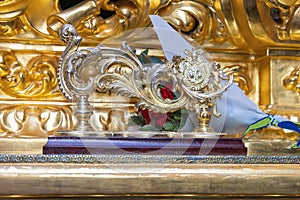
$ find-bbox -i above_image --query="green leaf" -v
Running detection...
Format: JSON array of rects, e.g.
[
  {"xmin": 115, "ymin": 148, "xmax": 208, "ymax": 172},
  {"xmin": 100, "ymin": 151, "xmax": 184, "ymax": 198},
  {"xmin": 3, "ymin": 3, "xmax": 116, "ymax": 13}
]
[
  {"xmin": 150, "ymin": 56, "xmax": 164, "ymax": 64},
  {"xmin": 173, "ymin": 115, "xmax": 182, "ymax": 121},
  {"xmin": 173, "ymin": 124, "xmax": 180, "ymax": 132},
  {"xmin": 163, "ymin": 121, "xmax": 176, "ymax": 131},
  {"xmin": 139, "ymin": 124, "xmax": 159, "ymax": 131},
  {"xmin": 138, "ymin": 49, "xmax": 151, "ymax": 64},
  {"xmin": 128, "ymin": 115, "xmax": 145, "ymax": 126}
]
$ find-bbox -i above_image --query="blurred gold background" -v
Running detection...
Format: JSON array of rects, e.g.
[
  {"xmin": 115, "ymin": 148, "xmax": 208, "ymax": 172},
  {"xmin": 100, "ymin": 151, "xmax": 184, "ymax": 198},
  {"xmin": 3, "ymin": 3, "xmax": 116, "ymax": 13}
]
[
  {"xmin": 0, "ymin": 0, "xmax": 299, "ymax": 144},
  {"xmin": 0, "ymin": 2, "xmax": 299, "ymax": 198}
]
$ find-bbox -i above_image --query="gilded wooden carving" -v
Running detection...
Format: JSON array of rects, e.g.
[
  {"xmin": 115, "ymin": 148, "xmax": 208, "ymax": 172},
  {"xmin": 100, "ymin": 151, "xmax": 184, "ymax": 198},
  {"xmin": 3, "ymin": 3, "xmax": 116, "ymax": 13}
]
[
  {"xmin": 283, "ymin": 65, "xmax": 300, "ymax": 94},
  {"xmin": 0, "ymin": 2, "xmax": 300, "ymax": 199},
  {"xmin": 0, "ymin": 0, "xmax": 298, "ymax": 140},
  {"xmin": 0, "ymin": 52, "xmax": 59, "ymax": 98},
  {"xmin": 0, "ymin": 104, "xmax": 73, "ymax": 137}
]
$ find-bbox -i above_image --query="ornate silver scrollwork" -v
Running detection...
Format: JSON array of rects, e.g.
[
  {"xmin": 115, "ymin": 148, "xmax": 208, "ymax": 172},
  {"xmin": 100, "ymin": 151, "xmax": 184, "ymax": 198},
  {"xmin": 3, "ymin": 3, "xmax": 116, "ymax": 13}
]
[{"xmin": 57, "ymin": 24, "xmax": 233, "ymax": 136}]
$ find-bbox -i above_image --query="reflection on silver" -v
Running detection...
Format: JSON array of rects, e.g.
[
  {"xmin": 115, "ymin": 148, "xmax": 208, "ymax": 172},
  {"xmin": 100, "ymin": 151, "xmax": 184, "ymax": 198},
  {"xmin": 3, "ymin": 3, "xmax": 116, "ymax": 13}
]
[{"xmin": 58, "ymin": 24, "xmax": 232, "ymax": 136}]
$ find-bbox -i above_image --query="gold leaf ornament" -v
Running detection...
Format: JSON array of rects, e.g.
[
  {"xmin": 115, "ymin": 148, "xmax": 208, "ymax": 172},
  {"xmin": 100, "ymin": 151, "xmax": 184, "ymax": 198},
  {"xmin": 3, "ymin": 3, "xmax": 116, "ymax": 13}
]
[
  {"xmin": 283, "ymin": 66, "xmax": 300, "ymax": 94},
  {"xmin": 0, "ymin": 53, "xmax": 59, "ymax": 98}
]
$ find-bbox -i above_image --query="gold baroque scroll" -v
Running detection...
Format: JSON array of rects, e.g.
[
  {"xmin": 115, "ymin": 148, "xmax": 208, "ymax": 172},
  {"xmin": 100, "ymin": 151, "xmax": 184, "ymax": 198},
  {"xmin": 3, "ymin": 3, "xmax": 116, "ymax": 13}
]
[
  {"xmin": 0, "ymin": 105, "xmax": 73, "ymax": 137},
  {"xmin": 0, "ymin": 52, "xmax": 60, "ymax": 99}
]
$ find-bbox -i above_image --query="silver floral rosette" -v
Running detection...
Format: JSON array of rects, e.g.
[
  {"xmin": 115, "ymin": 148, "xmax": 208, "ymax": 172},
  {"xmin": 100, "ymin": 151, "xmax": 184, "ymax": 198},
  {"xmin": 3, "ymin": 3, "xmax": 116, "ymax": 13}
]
[
  {"xmin": 58, "ymin": 16, "xmax": 300, "ymax": 148},
  {"xmin": 55, "ymin": 17, "xmax": 235, "ymax": 138}
]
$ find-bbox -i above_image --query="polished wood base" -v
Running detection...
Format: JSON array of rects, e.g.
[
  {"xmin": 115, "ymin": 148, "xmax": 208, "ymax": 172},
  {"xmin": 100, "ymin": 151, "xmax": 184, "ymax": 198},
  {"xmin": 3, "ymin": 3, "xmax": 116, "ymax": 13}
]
[{"xmin": 43, "ymin": 136, "xmax": 247, "ymax": 155}]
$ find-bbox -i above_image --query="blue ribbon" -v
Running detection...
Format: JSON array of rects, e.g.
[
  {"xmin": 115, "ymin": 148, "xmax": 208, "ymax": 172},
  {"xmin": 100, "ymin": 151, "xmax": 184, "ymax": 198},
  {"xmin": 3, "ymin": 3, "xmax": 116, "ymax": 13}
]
[{"xmin": 243, "ymin": 115, "xmax": 300, "ymax": 149}]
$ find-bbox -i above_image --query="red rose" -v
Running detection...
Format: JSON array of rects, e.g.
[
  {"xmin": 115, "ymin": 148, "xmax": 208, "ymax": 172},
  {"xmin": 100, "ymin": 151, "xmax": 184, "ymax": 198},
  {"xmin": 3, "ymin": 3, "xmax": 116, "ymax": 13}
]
[
  {"xmin": 138, "ymin": 82, "xmax": 175, "ymax": 127},
  {"xmin": 149, "ymin": 111, "xmax": 168, "ymax": 126},
  {"xmin": 160, "ymin": 83, "xmax": 174, "ymax": 100},
  {"xmin": 155, "ymin": 114, "xmax": 168, "ymax": 127},
  {"xmin": 140, "ymin": 110, "xmax": 167, "ymax": 126},
  {"xmin": 140, "ymin": 109, "xmax": 151, "ymax": 124}
]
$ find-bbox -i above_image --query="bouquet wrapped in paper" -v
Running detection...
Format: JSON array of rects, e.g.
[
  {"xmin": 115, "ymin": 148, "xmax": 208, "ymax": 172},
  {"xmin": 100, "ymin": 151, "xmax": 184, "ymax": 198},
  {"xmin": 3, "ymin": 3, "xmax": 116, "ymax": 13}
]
[{"xmin": 149, "ymin": 15, "xmax": 300, "ymax": 148}]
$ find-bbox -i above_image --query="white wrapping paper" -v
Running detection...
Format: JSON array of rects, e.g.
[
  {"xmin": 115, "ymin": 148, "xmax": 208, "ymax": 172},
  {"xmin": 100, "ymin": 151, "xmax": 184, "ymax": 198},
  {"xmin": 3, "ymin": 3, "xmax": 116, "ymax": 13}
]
[{"xmin": 150, "ymin": 15, "xmax": 281, "ymax": 134}]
